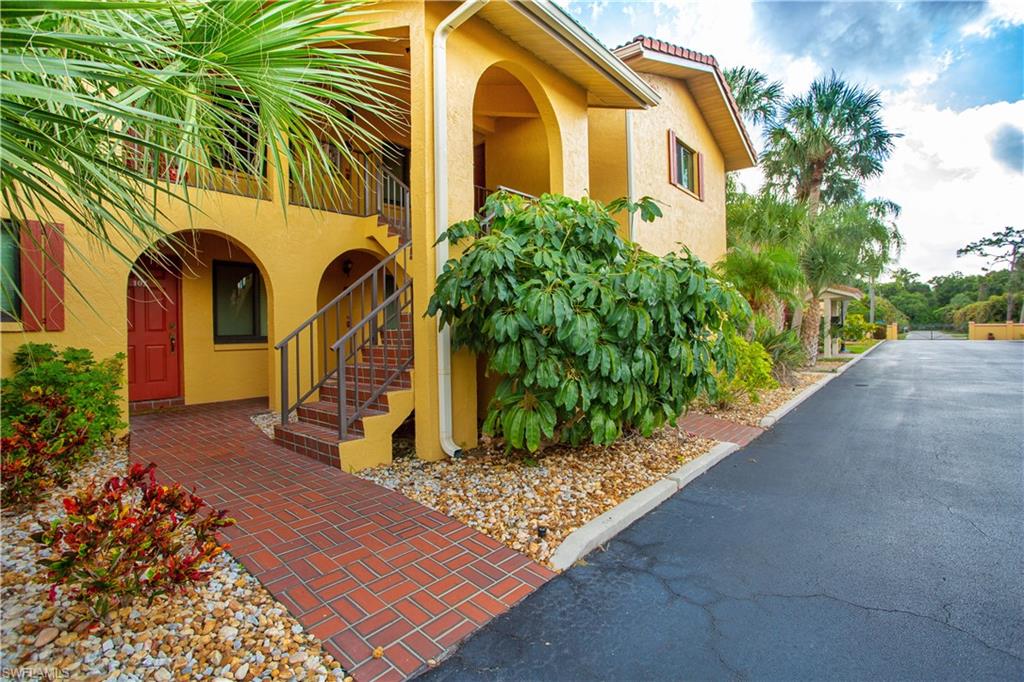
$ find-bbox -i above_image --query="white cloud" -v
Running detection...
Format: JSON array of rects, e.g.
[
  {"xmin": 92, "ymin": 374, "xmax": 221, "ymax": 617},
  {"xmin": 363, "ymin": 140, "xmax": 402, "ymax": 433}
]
[
  {"xmin": 864, "ymin": 97, "xmax": 1024, "ymax": 278},
  {"xmin": 961, "ymin": 0, "xmax": 1024, "ymax": 38}
]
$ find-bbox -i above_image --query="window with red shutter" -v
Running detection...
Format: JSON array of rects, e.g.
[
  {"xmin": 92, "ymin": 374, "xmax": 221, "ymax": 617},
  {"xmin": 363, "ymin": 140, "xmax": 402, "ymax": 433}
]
[{"xmin": 5, "ymin": 220, "xmax": 64, "ymax": 330}]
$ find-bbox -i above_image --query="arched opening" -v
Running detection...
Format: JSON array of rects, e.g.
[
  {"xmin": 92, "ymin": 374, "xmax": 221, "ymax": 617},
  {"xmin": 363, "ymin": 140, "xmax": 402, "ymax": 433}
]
[
  {"xmin": 127, "ymin": 230, "xmax": 272, "ymax": 410},
  {"xmin": 471, "ymin": 65, "xmax": 553, "ymax": 211},
  {"xmin": 315, "ymin": 249, "xmax": 385, "ymax": 377}
]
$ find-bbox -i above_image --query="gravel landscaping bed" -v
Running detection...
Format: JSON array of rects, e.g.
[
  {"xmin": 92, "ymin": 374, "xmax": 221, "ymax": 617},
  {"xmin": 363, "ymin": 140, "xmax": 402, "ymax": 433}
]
[
  {"xmin": 697, "ymin": 371, "xmax": 828, "ymax": 426},
  {"xmin": 356, "ymin": 429, "xmax": 716, "ymax": 567},
  {"xmin": 1, "ymin": 446, "xmax": 350, "ymax": 682}
]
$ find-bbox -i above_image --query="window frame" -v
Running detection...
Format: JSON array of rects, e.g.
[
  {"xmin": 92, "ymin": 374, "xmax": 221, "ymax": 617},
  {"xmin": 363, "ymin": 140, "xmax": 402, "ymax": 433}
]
[
  {"xmin": 1, "ymin": 220, "xmax": 21, "ymax": 323},
  {"xmin": 667, "ymin": 129, "xmax": 703, "ymax": 201},
  {"xmin": 212, "ymin": 259, "xmax": 267, "ymax": 344}
]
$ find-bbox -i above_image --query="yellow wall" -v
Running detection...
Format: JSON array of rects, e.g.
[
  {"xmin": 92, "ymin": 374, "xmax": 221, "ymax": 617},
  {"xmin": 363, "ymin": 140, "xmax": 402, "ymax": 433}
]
[
  {"xmin": 591, "ymin": 72, "xmax": 727, "ymax": 264},
  {"xmin": 411, "ymin": 2, "xmax": 593, "ymax": 461},
  {"xmin": 483, "ymin": 117, "xmax": 551, "ymax": 197},
  {"xmin": 2, "ymin": 183, "xmax": 390, "ymax": 417},
  {"xmin": 586, "ymin": 108, "xmax": 629, "ymax": 237},
  {"xmin": 968, "ymin": 321, "xmax": 1024, "ymax": 340}
]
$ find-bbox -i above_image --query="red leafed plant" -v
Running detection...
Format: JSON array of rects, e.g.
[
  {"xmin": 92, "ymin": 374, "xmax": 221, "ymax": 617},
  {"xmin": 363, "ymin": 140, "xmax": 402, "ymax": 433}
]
[
  {"xmin": 32, "ymin": 462, "xmax": 235, "ymax": 618},
  {"xmin": 1, "ymin": 389, "xmax": 91, "ymax": 509}
]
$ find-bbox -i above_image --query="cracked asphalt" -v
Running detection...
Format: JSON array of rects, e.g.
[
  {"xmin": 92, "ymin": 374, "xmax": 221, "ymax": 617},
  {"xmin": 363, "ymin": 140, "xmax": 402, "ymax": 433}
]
[{"xmin": 422, "ymin": 341, "xmax": 1024, "ymax": 681}]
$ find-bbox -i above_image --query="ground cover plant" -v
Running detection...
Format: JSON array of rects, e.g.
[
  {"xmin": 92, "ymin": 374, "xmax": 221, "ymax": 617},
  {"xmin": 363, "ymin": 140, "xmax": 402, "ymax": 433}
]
[
  {"xmin": 429, "ymin": 192, "xmax": 749, "ymax": 452},
  {"xmin": 1, "ymin": 344, "xmax": 125, "ymax": 508},
  {"xmin": 33, "ymin": 462, "xmax": 234, "ymax": 620}
]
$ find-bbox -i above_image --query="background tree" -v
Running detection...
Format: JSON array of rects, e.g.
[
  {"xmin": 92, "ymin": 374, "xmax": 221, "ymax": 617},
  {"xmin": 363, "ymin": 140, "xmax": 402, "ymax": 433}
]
[
  {"xmin": 957, "ymin": 227, "xmax": 1024, "ymax": 322},
  {"xmin": 1, "ymin": 0, "xmax": 404, "ymax": 283}
]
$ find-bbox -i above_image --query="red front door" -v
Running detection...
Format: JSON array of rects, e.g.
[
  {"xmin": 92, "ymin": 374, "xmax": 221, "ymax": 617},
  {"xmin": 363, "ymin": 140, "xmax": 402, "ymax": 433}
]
[{"xmin": 127, "ymin": 262, "xmax": 181, "ymax": 402}]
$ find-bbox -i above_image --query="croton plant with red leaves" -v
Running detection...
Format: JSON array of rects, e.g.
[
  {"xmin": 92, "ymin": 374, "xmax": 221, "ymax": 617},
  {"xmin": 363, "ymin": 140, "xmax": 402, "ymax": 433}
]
[{"xmin": 33, "ymin": 462, "xmax": 235, "ymax": 618}]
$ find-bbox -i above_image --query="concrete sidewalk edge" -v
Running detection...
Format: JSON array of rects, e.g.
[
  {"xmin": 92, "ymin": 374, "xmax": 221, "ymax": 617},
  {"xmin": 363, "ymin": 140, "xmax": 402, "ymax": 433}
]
[
  {"xmin": 759, "ymin": 340, "xmax": 885, "ymax": 428},
  {"xmin": 549, "ymin": 441, "xmax": 741, "ymax": 572}
]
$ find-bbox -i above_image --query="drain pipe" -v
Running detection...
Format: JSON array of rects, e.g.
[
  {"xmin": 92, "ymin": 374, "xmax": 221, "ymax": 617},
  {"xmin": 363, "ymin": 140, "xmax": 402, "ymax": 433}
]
[
  {"xmin": 434, "ymin": 0, "xmax": 489, "ymax": 457},
  {"xmin": 625, "ymin": 110, "xmax": 636, "ymax": 241}
]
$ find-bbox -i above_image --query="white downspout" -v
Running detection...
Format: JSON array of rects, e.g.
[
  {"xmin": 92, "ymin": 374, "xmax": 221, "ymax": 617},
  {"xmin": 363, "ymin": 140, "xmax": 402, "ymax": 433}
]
[
  {"xmin": 625, "ymin": 110, "xmax": 636, "ymax": 241},
  {"xmin": 434, "ymin": 0, "xmax": 489, "ymax": 457}
]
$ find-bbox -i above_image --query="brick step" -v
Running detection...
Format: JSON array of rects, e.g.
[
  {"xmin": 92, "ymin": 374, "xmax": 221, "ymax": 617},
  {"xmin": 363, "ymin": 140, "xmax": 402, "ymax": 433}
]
[
  {"xmin": 362, "ymin": 345, "xmax": 413, "ymax": 364},
  {"xmin": 296, "ymin": 400, "xmax": 385, "ymax": 430},
  {"xmin": 324, "ymin": 364, "xmax": 412, "ymax": 386},
  {"xmin": 273, "ymin": 421, "xmax": 360, "ymax": 466},
  {"xmin": 319, "ymin": 383, "xmax": 390, "ymax": 410}
]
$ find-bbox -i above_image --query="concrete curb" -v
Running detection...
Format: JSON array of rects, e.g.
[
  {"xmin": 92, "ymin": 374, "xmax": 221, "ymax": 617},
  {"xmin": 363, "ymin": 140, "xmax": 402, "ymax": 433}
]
[
  {"xmin": 758, "ymin": 340, "xmax": 885, "ymax": 428},
  {"xmin": 549, "ymin": 441, "xmax": 740, "ymax": 572}
]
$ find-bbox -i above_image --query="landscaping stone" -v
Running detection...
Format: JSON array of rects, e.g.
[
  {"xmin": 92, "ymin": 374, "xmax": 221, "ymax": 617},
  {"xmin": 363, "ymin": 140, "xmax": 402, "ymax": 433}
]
[
  {"xmin": 0, "ymin": 446, "xmax": 349, "ymax": 681},
  {"xmin": 357, "ymin": 428, "xmax": 716, "ymax": 567},
  {"xmin": 697, "ymin": 371, "xmax": 828, "ymax": 427}
]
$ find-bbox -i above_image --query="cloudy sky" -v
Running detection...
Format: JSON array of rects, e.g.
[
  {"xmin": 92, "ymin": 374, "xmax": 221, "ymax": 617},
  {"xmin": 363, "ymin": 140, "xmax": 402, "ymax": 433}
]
[{"xmin": 561, "ymin": 0, "xmax": 1023, "ymax": 280}]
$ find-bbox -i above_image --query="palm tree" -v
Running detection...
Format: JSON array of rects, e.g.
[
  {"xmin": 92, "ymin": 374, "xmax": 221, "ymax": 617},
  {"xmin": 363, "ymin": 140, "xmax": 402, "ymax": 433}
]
[
  {"xmin": 1, "ymin": 0, "xmax": 405, "ymax": 277},
  {"xmin": 722, "ymin": 191, "xmax": 806, "ymax": 329},
  {"xmin": 796, "ymin": 198, "xmax": 903, "ymax": 362},
  {"xmin": 851, "ymin": 197, "xmax": 903, "ymax": 324},
  {"xmin": 761, "ymin": 72, "xmax": 899, "ymax": 216},
  {"xmin": 723, "ymin": 66, "xmax": 784, "ymax": 127}
]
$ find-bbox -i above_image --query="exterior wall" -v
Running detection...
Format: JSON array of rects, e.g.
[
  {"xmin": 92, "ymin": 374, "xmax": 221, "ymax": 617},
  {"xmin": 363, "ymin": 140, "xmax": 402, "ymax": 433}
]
[
  {"xmin": 411, "ymin": 2, "xmax": 592, "ymax": 461},
  {"xmin": 623, "ymin": 73, "xmax": 727, "ymax": 264},
  {"xmin": 586, "ymin": 108, "xmax": 629, "ymax": 237},
  {"xmin": 2, "ymin": 185, "xmax": 390, "ymax": 420},
  {"xmin": 483, "ymin": 117, "xmax": 551, "ymax": 197},
  {"xmin": 968, "ymin": 321, "xmax": 1024, "ymax": 340}
]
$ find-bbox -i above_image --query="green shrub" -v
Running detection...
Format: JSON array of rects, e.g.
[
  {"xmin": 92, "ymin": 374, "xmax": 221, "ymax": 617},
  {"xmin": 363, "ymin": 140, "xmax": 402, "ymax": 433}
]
[
  {"xmin": 428, "ymin": 192, "xmax": 749, "ymax": 452},
  {"xmin": 1, "ymin": 344, "xmax": 125, "ymax": 507},
  {"xmin": 751, "ymin": 314, "xmax": 806, "ymax": 382},
  {"xmin": 34, "ymin": 462, "xmax": 234, "ymax": 618},
  {"xmin": 952, "ymin": 294, "xmax": 1008, "ymax": 330},
  {"xmin": 841, "ymin": 313, "xmax": 872, "ymax": 342},
  {"xmin": 3, "ymin": 343, "xmax": 125, "ymax": 451},
  {"xmin": 708, "ymin": 335, "xmax": 777, "ymax": 407},
  {"xmin": 1, "ymin": 390, "xmax": 91, "ymax": 508}
]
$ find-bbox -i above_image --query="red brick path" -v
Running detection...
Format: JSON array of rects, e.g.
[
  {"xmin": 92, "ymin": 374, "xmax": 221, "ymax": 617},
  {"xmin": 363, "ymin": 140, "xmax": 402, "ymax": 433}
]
[
  {"xmin": 678, "ymin": 412, "xmax": 764, "ymax": 446},
  {"xmin": 130, "ymin": 399, "xmax": 554, "ymax": 682}
]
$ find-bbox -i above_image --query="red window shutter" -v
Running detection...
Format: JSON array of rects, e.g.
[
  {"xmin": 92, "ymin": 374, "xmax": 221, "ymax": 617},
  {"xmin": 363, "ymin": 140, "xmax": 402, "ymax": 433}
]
[
  {"xmin": 697, "ymin": 152, "xmax": 705, "ymax": 201},
  {"xmin": 667, "ymin": 130, "xmax": 678, "ymax": 186},
  {"xmin": 20, "ymin": 220, "xmax": 44, "ymax": 331},
  {"xmin": 44, "ymin": 223, "xmax": 65, "ymax": 331}
]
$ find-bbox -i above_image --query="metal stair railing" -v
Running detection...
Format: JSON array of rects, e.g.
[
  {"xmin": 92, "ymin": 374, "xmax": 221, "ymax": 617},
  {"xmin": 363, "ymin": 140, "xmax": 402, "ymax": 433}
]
[
  {"xmin": 332, "ymin": 278, "xmax": 414, "ymax": 440},
  {"xmin": 275, "ymin": 241, "xmax": 412, "ymax": 425}
]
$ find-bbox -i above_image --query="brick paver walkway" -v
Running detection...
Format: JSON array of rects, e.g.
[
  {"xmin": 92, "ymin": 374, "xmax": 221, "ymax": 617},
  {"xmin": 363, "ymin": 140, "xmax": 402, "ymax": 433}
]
[
  {"xmin": 130, "ymin": 399, "xmax": 554, "ymax": 682},
  {"xmin": 678, "ymin": 412, "xmax": 765, "ymax": 446}
]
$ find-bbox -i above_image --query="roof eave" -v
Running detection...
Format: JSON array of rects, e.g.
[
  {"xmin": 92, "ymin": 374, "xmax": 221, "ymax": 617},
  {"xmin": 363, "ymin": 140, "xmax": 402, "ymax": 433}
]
[
  {"xmin": 505, "ymin": 0, "xmax": 660, "ymax": 109},
  {"xmin": 616, "ymin": 43, "xmax": 757, "ymax": 170}
]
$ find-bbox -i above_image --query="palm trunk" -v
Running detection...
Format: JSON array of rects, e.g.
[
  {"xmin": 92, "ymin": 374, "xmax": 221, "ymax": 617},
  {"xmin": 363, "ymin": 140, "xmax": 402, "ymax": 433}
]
[
  {"xmin": 769, "ymin": 296, "xmax": 786, "ymax": 332},
  {"xmin": 800, "ymin": 297, "xmax": 821, "ymax": 366},
  {"xmin": 868, "ymin": 279, "xmax": 876, "ymax": 325},
  {"xmin": 790, "ymin": 299, "xmax": 803, "ymax": 332}
]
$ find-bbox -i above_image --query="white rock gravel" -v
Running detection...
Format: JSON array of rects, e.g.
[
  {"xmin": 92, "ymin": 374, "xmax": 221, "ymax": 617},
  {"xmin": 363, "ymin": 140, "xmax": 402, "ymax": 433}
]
[
  {"xmin": 357, "ymin": 428, "xmax": 716, "ymax": 567},
  {"xmin": 1, "ymin": 446, "xmax": 352, "ymax": 681}
]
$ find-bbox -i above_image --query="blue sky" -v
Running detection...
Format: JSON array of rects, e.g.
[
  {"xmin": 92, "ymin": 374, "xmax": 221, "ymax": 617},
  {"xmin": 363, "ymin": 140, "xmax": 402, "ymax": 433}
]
[{"xmin": 561, "ymin": 1, "xmax": 1024, "ymax": 279}]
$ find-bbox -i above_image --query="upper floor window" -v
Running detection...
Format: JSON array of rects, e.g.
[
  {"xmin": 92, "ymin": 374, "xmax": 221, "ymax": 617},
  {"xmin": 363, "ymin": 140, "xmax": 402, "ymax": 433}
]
[
  {"xmin": 668, "ymin": 130, "xmax": 703, "ymax": 200},
  {"xmin": 212, "ymin": 98, "xmax": 264, "ymax": 177},
  {"xmin": 1, "ymin": 220, "xmax": 20, "ymax": 322}
]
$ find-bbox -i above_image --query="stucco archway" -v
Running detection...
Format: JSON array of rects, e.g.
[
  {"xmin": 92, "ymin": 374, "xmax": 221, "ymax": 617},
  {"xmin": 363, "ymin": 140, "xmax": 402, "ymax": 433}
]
[
  {"xmin": 470, "ymin": 62, "xmax": 563, "ymax": 207},
  {"xmin": 127, "ymin": 229, "xmax": 274, "ymax": 409}
]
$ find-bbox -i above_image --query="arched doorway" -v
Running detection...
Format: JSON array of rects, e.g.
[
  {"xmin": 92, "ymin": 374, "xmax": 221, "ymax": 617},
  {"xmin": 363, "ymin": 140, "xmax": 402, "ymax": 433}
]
[
  {"xmin": 127, "ymin": 230, "xmax": 272, "ymax": 409},
  {"xmin": 471, "ymin": 65, "xmax": 554, "ymax": 210}
]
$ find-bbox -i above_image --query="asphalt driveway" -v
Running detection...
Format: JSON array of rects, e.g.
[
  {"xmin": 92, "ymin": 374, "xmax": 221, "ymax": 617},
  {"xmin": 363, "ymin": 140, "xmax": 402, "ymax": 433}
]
[{"xmin": 422, "ymin": 341, "xmax": 1024, "ymax": 680}]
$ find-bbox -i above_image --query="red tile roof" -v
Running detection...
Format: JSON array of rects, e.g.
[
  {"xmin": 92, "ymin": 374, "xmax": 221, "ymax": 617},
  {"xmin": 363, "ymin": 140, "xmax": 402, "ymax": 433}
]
[{"xmin": 616, "ymin": 35, "xmax": 755, "ymax": 164}]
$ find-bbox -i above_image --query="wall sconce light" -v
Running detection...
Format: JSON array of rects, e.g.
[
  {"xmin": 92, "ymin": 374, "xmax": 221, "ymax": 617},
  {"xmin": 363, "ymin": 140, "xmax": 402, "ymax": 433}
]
[{"xmin": 342, "ymin": 259, "xmax": 354, "ymax": 276}]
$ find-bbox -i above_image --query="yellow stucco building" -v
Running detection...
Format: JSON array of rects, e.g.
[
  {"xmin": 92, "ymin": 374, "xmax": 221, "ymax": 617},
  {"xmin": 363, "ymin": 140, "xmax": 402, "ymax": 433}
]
[{"xmin": 1, "ymin": 4, "xmax": 753, "ymax": 472}]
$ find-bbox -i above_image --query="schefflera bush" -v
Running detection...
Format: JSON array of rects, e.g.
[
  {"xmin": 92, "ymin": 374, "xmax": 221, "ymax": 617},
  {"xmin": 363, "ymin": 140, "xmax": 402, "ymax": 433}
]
[{"xmin": 428, "ymin": 191, "xmax": 750, "ymax": 452}]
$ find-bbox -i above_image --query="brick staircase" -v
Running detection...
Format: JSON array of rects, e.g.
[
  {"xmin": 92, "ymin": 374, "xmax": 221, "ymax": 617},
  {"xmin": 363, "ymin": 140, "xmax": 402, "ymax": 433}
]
[
  {"xmin": 274, "ymin": 165, "xmax": 415, "ymax": 471},
  {"xmin": 274, "ymin": 316, "xmax": 413, "ymax": 467}
]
